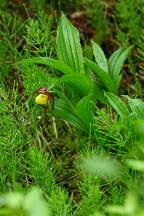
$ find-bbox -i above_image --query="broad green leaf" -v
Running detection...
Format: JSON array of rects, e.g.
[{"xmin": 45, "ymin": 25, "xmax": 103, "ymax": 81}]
[
  {"xmin": 58, "ymin": 73, "xmax": 91, "ymax": 96},
  {"xmin": 54, "ymin": 98, "xmax": 89, "ymax": 133},
  {"xmin": 16, "ymin": 57, "xmax": 74, "ymax": 74},
  {"xmin": 132, "ymin": 120, "xmax": 144, "ymax": 141},
  {"xmin": 76, "ymin": 95, "xmax": 94, "ymax": 125},
  {"xmin": 108, "ymin": 45, "xmax": 133, "ymax": 90},
  {"xmin": 91, "ymin": 40, "xmax": 108, "ymax": 73},
  {"xmin": 128, "ymin": 98, "xmax": 144, "ymax": 120},
  {"xmin": 84, "ymin": 58, "xmax": 115, "ymax": 93},
  {"xmin": 57, "ymin": 13, "xmax": 85, "ymax": 74},
  {"xmin": 93, "ymin": 83, "xmax": 108, "ymax": 104},
  {"xmin": 105, "ymin": 92, "xmax": 129, "ymax": 118}
]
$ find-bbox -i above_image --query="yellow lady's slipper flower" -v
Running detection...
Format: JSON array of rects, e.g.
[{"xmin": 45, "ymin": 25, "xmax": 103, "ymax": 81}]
[{"xmin": 35, "ymin": 94, "xmax": 49, "ymax": 105}]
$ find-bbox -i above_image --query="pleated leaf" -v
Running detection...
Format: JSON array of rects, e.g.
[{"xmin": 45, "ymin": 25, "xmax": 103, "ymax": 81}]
[
  {"xmin": 128, "ymin": 98, "xmax": 144, "ymax": 120},
  {"xmin": 76, "ymin": 95, "xmax": 94, "ymax": 125},
  {"xmin": 57, "ymin": 13, "xmax": 85, "ymax": 74},
  {"xmin": 16, "ymin": 57, "xmax": 74, "ymax": 75},
  {"xmin": 58, "ymin": 73, "xmax": 91, "ymax": 96},
  {"xmin": 91, "ymin": 40, "xmax": 108, "ymax": 73},
  {"xmin": 108, "ymin": 45, "xmax": 133, "ymax": 91},
  {"xmin": 84, "ymin": 58, "xmax": 115, "ymax": 93},
  {"xmin": 54, "ymin": 98, "xmax": 90, "ymax": 133},
  {"xmin": 105, "ymin": 92, "xmax": 129, "ymax": 118}
]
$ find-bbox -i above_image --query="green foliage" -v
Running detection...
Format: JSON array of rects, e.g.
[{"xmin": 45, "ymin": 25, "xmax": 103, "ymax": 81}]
[
  {"xmin": 17, "ymin": 14, "xmax": 92, "ymax": 99},
  {"xmin": 85, "ymin": 41, "xmax": 132, "ymax": 96},
  {"xmin": 1, "ymin": 1, "xmax": 144, "ymax": 216},
  {"xmin": 16, "ymin": 13, "xmax": 132, "ymax": 134},
  {"xmin": 24, "ymin": 7, "xmax": 55, "ymax": 55},
  {"xmin": 54, "ymin": 97, "xmax": 91, "ymax": 133},
  {"xmin": 105, "ymin": 92, "xmax": 129, "ymax": 118},
  {"xmin": 0, "ymin": 86, "xmax": 11, "ymax": 113},
  {"xmin": 108, "ymin": 46, "xmax": 133, "ymax": 91},
  {"xmin": 91, "ymin": 40, "xmax": 108, "ymax": 73},
  {"xmin": 16, "ymin": 57, "xmax": 74, "ymax": 75},
  {"xmin": 106, "ymin": 93, "xmax": 144, "ymax": 122},
  {"xmin": 81, "ymin": 0, "xmax": 108, "ymax": 44},
  {"xmin": 20, "ymin": 64, "xmax": 57, "ymax": 95},
  {"xmin": 115, "ymin": 0, "xmax": 144, "ymax": 45},
  {"xmin": 0, "ymin": 10, "xmax": 24, "ymax": 78},
  {"xmin": 54, "ymin": 94, "xmax": 94, "ymax": 134},
  {"xmin": 16, "ymin": 13, "xmax": 95, "ymax": 133},
  {"xmin": 74, "ymin": 176, "xmax": 103, "ymax": 216},
  {"xmin": 128, "ymin": 98, "xmax": 144, "ymax": 120},
  {"xmin": 57, "ymin": 13, "xmax": 85, "ymax": 74},
  {"xmin": 84, "ymin": 57, "xmax": 115, "ymax": 93},
  {"xmin": 76, "ymin": 94, "xmax": 94, "ymax": 126}
]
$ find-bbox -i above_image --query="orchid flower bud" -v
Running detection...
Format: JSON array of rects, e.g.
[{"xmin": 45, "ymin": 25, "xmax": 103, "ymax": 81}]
[
  {"xmin": 35, "ymin": 94, "xmax": 49, "ymax": 105},
  {"xmin": 32, "ymin": 88, "xmax": 53, "ymax": 112}
]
